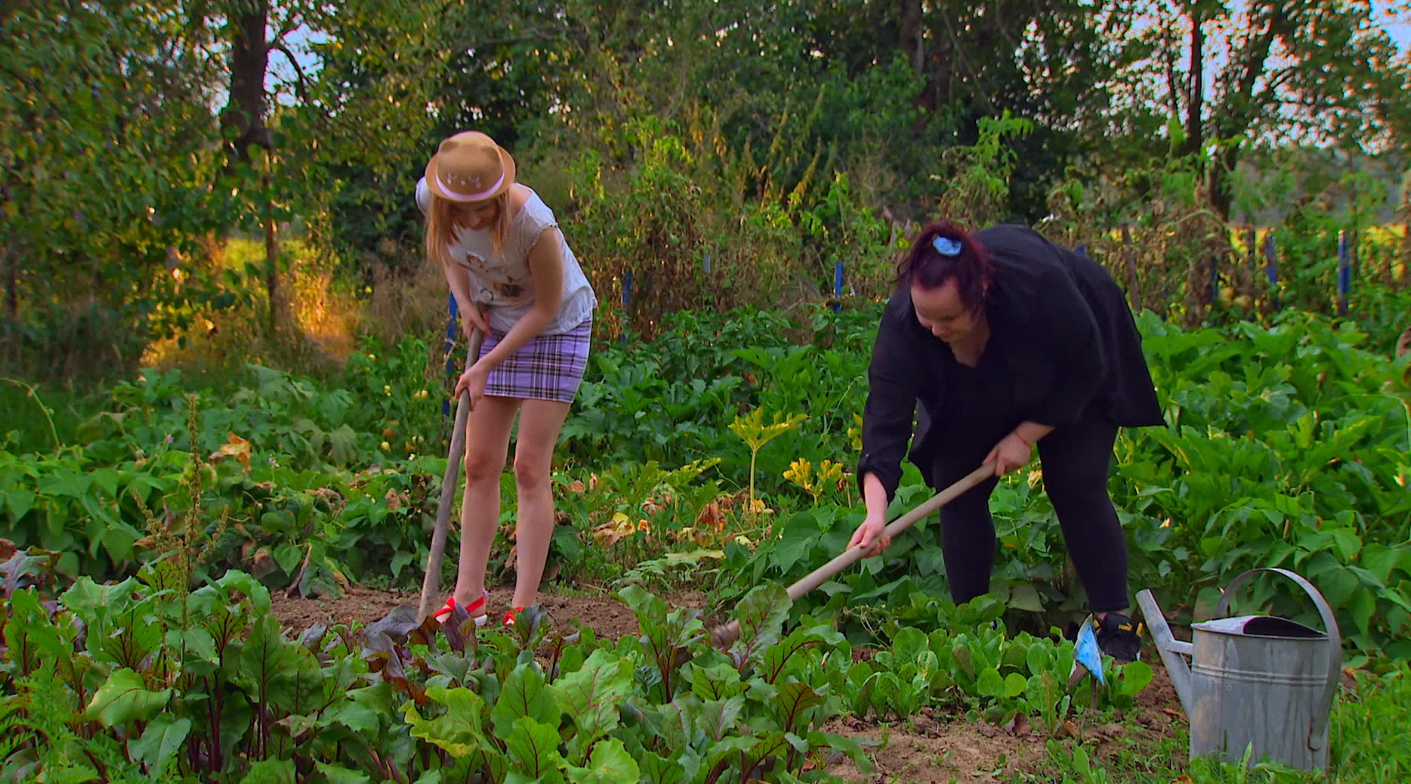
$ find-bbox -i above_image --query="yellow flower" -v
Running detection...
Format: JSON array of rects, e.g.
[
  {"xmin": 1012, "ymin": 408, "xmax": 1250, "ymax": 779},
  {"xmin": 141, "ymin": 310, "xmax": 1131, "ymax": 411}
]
[{"xmin": 784, "ymin": 458, "xmax": 814, "ymax": 491}]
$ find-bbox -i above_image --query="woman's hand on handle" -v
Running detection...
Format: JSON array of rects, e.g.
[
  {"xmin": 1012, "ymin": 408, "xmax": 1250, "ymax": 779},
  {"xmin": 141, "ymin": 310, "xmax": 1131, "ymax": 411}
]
[
  {"xmin": 454, "ymin": 360, "xmax": 489, "ymax": 410},
  {"xmin": 848, "ymin": 513, "xmax": 891, "ymax": 557},
  {"xmin": 464, "ymin": 303, "xmax": 490, "ymax": 337},
  {"xmin": 849, "ymin": 471, "xmax": 893, "ymax": 556},
  {"xmin": 984, "ymin": 432, "xmax": 1033, "ymax": 476}
]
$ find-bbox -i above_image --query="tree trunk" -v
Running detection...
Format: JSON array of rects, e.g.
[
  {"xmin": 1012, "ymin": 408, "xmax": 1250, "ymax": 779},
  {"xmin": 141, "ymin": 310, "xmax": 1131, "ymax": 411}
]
[
  {"xmin": 898, "ymin": 0, "xmax": 923, "ymax": 79},
  {"xmin": 3, "ymin": 242, "xmax": 15, "ymax": 321},
  {"xmin": 1401, "ymin": 186, "xmax": 1410, "ymax": 289},
  {"xmin": 220, "ymin": 0, "xmax": 272, "ymax": 165},
  {"xmin": 220, "ymin": 0, "xmax": 280, "ymax": 331},
  {"xmin": 264, "ymin": 171, "xmax": 281, "ymax": 333},
  {"xmin": 1181, "ymin": 10, "xmax": 1204, "ymax": 158},
  {"xmin": 1208, "ymin": 144, "xmax": 1235, "ymax": 222}
]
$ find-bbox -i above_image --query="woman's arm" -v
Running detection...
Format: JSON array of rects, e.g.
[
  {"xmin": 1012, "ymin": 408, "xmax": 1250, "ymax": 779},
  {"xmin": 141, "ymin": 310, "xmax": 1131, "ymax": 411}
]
[
  {"xmin": 856, "ymin": 302, "xmax": 923, "ymax": 506},
  {"xmin": 1012, "ymin": 421, "xmax": 1054, "ymax": 445},
  {"xmin": 475, "ymin": 227, "xmax": 565, "ymax": 367},
  {"xmin": 442, "ymin": 262, "xmax": 490, "ymax": 336}
]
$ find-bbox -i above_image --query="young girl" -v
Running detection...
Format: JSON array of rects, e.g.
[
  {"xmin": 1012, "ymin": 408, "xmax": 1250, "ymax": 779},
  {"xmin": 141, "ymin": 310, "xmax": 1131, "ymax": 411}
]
[{"xmin": 416, "ymin": 130, "xmax": 598, "ymax": 627}]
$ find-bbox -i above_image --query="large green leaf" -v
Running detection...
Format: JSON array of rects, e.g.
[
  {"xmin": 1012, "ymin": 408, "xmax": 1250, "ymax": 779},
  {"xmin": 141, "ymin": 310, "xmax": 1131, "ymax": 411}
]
[
  {"xmin": 241, "ymin": 758, "xmax": 296, "ymax": 784},
  {"xmin": 505, "ymin": 716, "xmax": 565, "ymax": 781},
  {"xmin": 758, "ymin": 625, "xmax": 840, "ymax": 685},
  {"xmin": 240, "ymin": 615, "xmax": 301, "ymax": 709},
  {"xmin": 812, "ymin": 731, "xmax": 872, "ymax": 774},
  {"xmin": 976, "ymin": 668, "xmax": 1004, "ymax": 699},
  {"xmin": 86, "ymin": 668, "xmax": 172, "ymax": 728},
  {"xmin": 773, "ymin": 682, "xmax": 825, "ymax": 734},
  {"xmin": 4, "ymin": 488, "xmax": 36, "ymax": 521},
  {"xmin": 324, "ymin": 700, "xmax": 381, "ymax": 736},
  {"xmin": 638, "ymin": 750, "xmax": 686, "ymax": 784},
  {"xmin": 566, "ymin": 738, "xmax": 639, "ymax": 784},
  {"xmin": 727, "ymin": 584, "xmax": 790, "ymax": 668},
  {"xmin": 694, "ymin": 696, "xmax": 746, "ymax": 742},
  {"xmin": 328, "ymin": 425, "xmax": 359, "ymax": 466},
  {"xmin": 315, "ymin": 762, "xmax": 372, "ymax": 784},
  {"xmin": 551, "ymin": 649, "xmax": 632, "ymax": 754},
  {"xmin": 404, "ymin": 686, "xmax": 487, "ymax": 757},
  {"xmin": 689, "ymin": 662, "xmax": 747, "ymax": 701},
  {"xmin": 492, "ymin": 664, "xmax": 559, "ymax": 738},
  {"xmin": 128, "ymin": 713, "xmax": 191, "ymax": 774}
]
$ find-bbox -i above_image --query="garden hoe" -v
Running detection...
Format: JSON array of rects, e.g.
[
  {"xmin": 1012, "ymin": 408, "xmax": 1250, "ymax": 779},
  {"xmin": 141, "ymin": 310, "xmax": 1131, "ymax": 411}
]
[
  {"xmin": 708, "ymin": 462, "xmax": 994, "ymax": 648},
  {"xmin": 416, "ymin": 327, "xmax": 483, "ymax": 625}
]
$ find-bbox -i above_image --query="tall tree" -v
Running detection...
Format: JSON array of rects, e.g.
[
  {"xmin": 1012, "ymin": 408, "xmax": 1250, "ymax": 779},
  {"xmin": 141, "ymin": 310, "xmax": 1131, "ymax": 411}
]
[
  {"xmin": 0, "ymin": 0, "xmax": 226, "ymax": 379},
  {"xmin": 216, "ymin": 0, "xmax": 315, "ymax": 330},
  {"xmin": 1117, "ymin": 0, "xmax": 1408, "ymax": 220}
]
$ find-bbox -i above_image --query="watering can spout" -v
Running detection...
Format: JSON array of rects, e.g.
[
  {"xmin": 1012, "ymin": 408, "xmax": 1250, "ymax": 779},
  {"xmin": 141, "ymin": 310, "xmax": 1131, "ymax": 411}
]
[{"xmin": 1136, "ymin": 589, "xmax": 1194, "ymax": 712}]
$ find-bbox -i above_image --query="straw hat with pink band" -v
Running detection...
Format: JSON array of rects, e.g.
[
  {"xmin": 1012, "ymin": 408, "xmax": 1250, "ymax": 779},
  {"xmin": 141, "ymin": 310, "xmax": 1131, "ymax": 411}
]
[{"xmin": 424, "ymin": 131, "xmax": 516, "ymax": 203}]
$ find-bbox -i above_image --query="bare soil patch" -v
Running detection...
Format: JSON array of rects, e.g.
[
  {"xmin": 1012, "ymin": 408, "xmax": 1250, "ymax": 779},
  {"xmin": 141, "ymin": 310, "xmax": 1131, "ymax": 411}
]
[
  {"xmin": 269, "ymin": 584, "xmax": 707, "ymax": 640},
  {"xmin": 821, "ymin": 658, "xmax": 1188, "ymax": 783}
]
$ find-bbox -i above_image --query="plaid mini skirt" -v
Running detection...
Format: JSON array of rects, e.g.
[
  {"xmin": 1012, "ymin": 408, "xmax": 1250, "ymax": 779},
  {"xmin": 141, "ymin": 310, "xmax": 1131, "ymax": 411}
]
[{"xmin": 477, "ymin": 316, "xmax": 592, "ymax": 404}]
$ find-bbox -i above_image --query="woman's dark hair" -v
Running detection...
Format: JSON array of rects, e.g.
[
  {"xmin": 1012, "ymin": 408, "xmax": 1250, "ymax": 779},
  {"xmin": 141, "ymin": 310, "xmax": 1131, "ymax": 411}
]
[{"xmin": 896, "ymin": 221, "xmax": 994, "ymax": 314}]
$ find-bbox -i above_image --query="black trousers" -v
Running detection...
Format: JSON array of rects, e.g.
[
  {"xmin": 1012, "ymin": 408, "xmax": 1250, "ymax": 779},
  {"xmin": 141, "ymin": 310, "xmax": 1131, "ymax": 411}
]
[{"xmin": 929, "ymin": 412, "xmax": 1130, "ymax": 613}]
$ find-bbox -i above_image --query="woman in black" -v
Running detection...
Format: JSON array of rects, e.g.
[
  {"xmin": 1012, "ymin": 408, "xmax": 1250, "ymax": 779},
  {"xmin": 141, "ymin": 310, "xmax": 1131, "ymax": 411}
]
[{"xmin": 848, "ymin": 221, "xmax": 1166, "ymax": 662}]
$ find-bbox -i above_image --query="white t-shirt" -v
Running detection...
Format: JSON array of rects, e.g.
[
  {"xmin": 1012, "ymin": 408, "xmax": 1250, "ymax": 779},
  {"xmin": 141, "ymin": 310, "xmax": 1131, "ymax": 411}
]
[{"xmin": 416, "ymin": 178, "xmax": 597, "ymax": 335}]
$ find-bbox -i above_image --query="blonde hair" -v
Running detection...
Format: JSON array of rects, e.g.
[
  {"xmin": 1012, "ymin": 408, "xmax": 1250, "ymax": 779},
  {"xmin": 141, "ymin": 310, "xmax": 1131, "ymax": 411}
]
[{"xmin": 424, "ymin": 191, "xmax": 511, "ymax": 266}]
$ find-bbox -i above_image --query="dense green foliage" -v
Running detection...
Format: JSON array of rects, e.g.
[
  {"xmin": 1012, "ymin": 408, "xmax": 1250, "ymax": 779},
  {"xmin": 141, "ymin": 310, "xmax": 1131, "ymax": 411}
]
[
  {"xmin": 5, "ymin": 0, "xmax": 1409, "ymax": 379},
  {"xmin": 4, "ymin": 303, "xmax": 1409, "ymax": 660}
]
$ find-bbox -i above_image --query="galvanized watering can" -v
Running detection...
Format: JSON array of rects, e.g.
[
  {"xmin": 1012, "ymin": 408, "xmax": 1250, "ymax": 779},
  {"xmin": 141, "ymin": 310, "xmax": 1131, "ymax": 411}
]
[{"xmin": 1136, "ymin": 568, "xmax": 1341, "ymax": 772}]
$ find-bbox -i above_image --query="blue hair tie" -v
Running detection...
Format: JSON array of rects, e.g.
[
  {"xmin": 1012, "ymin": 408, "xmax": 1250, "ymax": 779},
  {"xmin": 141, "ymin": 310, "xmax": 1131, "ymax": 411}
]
[{"xmin": 932, "ymin": 236, "xmax": 962, "ymax": 257}]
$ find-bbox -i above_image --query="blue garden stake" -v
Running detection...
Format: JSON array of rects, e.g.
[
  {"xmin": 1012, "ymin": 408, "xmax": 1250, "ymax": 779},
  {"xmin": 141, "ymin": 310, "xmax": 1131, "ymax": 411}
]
[
  {"xmin": 443, "ymin": 292, "xmax": 458, "ymax": 417},
  {"xmin": 833, "ymin": 260, "xmax": 843, "ymax": 312},
  {"xmin": 1337, "ymin": 230, "xmax": 1351, "ymax": 317},
  {"xmin": 621, "ymin": 271, "xmax": 631, "ymax": 344},
  {"xmin": 1209, "ymin": 257, "xmax": 1219, "ymax": 307},
  {"xmin": 1075, "ymin": 245, "xmax": 1087, "ymax": 257},
  {"xmin": 704, "ymin": 252, "xmax": 711, "ymax": 273},
  {"xmin": 1264, "ymin": 233, "xmax": 1280, "ymax": 310}
]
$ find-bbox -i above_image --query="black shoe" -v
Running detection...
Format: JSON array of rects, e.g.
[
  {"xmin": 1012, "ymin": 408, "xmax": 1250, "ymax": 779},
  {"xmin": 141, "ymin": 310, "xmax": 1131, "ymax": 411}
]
[{"xmin": 1093, "ymin": 612, "xmax": 1142, "ymax": 663}]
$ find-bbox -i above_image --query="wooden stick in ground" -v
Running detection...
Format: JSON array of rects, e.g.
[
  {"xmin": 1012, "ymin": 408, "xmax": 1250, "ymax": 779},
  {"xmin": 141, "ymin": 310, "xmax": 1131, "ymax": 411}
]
[
  {"xmin": 709, "ymin": 463, "xmax": 994, "ymax": 648},
  {"xmin": 417, "ymin": 328, "xmax": 483, "ymax": 624}
]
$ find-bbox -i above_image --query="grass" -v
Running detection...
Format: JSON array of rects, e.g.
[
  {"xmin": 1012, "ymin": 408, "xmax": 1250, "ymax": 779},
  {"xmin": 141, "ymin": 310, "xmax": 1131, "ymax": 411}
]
[{"xmin": 1013, "ymin": 662, "xmax": 1411, "ymax": 783}]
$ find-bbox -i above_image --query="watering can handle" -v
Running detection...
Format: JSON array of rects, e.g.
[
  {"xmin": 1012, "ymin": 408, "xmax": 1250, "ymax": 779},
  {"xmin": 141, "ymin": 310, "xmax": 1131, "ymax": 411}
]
[{"xmin": 1214, "ymin": 567, "xmax": 1342, "ymax": 752}]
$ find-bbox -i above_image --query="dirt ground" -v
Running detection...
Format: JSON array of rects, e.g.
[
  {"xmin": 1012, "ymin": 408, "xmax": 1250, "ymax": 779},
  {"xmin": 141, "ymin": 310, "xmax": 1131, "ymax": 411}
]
[
  {"xmin": 269, "ymin": 585, "xmax": 1187, "ymax": 783},
  {"xmin": 822, "ymin": 664, "xmax": 1186, "ymax": 783},
  {"xmin": 269, "ymin": 583, "xmax": 709, "ymax": 641}
]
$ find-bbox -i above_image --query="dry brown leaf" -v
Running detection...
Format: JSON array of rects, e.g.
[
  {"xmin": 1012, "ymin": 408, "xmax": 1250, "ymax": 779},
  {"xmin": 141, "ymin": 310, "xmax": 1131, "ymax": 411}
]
[
  {"xmin": 210, "ymin": 433, "xmax": 252, "ymax": 470},
  {"xmin": 1005, "ymin": 713, "xmax": 1032, "ymax": 737},
  {"xmin": 696, "ymin": 501, "xmax": 726, "ymax": 531}
]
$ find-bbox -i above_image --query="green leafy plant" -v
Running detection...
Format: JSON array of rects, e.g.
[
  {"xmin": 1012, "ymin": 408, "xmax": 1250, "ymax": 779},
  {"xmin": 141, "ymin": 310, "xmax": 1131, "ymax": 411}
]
[{"xmin": 728, "ymin": 408, "xmax": 808, "ymax": 523}]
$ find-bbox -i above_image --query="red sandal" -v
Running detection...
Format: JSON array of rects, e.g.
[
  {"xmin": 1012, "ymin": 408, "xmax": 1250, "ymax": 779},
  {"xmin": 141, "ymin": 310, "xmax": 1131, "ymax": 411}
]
[{"xmin": 434, "ymin": 591, "xmax": 489, "ymax": 627}]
